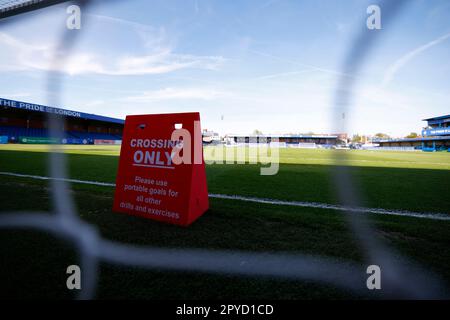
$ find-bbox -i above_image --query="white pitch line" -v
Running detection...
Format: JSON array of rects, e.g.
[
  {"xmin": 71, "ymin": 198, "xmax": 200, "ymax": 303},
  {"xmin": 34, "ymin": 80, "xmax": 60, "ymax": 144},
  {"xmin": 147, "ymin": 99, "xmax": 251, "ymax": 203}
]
[
  {"xmin": 1, "ymin": 171, "xmax": 449, "ymax": 221},
  {"xmin": 208, "ymin": 194, "xmax": 450, "ymax": 221},
  {"xmin": 0, "ymin": 171, "xmax": 116, "ymax": 187}
]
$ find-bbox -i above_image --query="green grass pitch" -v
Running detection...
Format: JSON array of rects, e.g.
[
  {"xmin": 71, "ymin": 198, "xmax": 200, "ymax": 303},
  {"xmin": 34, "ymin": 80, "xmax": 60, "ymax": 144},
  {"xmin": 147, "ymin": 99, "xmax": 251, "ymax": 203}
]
[{"xmin": 0, "ymin": 144, "xmax": 449, "ymax": 299}]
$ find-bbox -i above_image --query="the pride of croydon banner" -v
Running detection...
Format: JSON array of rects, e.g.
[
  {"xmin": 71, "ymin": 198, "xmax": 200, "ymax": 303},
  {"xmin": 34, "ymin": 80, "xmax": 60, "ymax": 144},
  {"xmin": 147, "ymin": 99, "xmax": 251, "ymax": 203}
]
[{"xmin": 113, "ymin": 112, "xmax": 209, "ymax": 226}]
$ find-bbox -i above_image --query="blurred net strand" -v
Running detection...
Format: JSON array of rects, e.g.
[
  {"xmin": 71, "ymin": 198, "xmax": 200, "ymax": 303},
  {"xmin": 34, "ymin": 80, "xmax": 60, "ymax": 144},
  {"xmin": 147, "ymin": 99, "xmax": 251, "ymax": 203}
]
[
  {"xmin": 0, "ymin": 0, "xmax": 448, "ymax": 300},
  {"xmin": 0, "ymin": 212, "xmax": 372, "ymax": 295},
  {"xmin": 332, "ymin": 0, "xmax": 446, "ymax": 299}
]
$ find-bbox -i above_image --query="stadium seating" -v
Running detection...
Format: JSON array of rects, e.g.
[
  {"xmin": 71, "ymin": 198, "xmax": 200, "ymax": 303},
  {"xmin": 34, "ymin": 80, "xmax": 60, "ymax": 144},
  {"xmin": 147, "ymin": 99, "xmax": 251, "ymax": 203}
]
[{"xmin": 0, "ymin": 126, "xmax": 49, "ymax": 138}]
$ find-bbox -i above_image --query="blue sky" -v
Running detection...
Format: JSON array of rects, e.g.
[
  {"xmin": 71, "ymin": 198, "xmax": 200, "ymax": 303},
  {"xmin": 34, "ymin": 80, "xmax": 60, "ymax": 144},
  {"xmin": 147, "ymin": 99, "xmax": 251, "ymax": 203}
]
[{"xmin": 1, "ymin": 0, "xmax": 449, "ymax": 136}]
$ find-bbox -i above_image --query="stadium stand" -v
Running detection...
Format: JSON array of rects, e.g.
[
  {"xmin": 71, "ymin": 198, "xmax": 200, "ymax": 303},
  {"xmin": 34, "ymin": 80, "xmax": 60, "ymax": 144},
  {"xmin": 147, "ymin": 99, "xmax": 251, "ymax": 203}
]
[
  {"xmin": 0, "ymin": 0, "xmax": 71, "ymax": 19},
  {"xmin": 377, "ymin": 114, "xmax": 450, "ymax": 151},
  {"xmin": 0, "ymin": 98, "xmax": 124, "ymax": 144},
  {"xmin": 226, "ymin": 134, "xmax": 340, "ymax": 148}
]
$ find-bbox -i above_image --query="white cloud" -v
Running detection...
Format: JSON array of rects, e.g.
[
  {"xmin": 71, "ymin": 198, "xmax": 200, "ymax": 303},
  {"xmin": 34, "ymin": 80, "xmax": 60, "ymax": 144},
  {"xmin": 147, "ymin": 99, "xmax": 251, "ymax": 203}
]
[
  {"xmin": 356, "ymin": 86, "xmax": 412, "ymax": 110},
  {"xmin": 254, "ymin": 70, "xmax": 313, "ymax": 80},
  {"xmin": 0, "ymin": 92, "xmax": 31, "ymax": 99},
  {"xmin": 124, "ymin": 87, "xmax": 226, "ymax": 102},
  {"xmin": 109, "ymin": 52, "xmax": 225, "ymax": 76},
  {"xmin": 250, "ymin": 49, "xmax": 355, "ymax": 78},
  {"xmin": 87, "ymin": 14, "xmax": 170, "ymax": 50},
  {"xmin": 0, "ymin": 31, "xmax": 225, "ymax": 76},
  {"xmin": 382, "ymin": 32, "xmax": 450, "ymax": 87},
  {"xmin": 84, "ymin": 99, "xmax": 105, "ymax": 107}
]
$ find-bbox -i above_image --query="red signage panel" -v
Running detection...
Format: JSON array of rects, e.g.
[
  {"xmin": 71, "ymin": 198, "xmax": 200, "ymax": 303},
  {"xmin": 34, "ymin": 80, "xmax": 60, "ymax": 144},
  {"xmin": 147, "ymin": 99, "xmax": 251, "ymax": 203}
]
[{"xmin": 113, "ymin": 112, "xmax": 209, "ymax": 226}]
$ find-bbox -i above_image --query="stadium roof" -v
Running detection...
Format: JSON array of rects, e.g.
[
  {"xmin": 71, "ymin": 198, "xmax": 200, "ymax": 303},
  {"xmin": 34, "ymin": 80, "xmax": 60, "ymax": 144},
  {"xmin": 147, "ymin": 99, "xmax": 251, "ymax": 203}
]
[
  {"xmin": 422, "ymin": 115, "xmax": 450, "ymax": 121},
  {"xmin": 377, "ymin": 136, "xmax": 450, "ymax": 143},
  {"xmin": 0, "ymin": 97, "xmax": 124, "ymax": 125}
]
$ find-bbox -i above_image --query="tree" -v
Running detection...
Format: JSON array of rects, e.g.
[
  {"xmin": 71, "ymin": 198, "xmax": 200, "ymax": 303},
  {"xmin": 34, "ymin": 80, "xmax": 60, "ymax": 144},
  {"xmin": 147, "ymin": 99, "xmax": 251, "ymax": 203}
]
[
  {"xmin": 252, "ymin": 129, "xmax": 263, "ymax": 135},
  {"xmin": 405, "ymin": 132, "xmax": 418, "ymax": 139},
  {"xmin": 374, "ymin": 133, "xmax": 390, "ymax": 139},
  {"xmin": 352, "ymin": 134, "xmax": 362, "ymax": 143}
]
